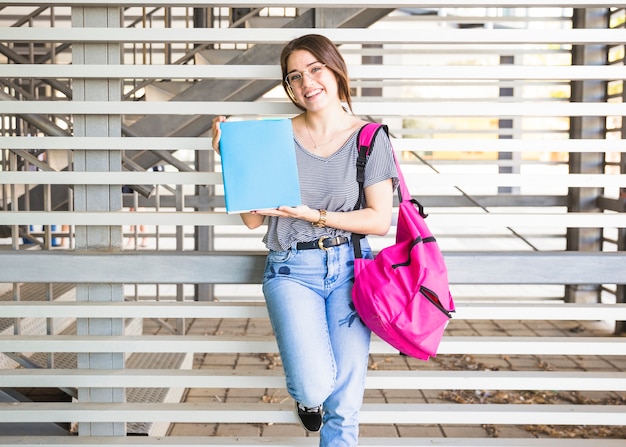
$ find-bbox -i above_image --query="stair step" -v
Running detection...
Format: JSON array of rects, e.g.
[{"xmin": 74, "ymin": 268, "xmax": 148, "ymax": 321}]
[{"xmin": 194, "ymin": 49, "xmax": 244, "ymax": 65}]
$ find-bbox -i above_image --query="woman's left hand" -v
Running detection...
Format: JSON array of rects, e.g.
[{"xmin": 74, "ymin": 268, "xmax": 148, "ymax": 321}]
[{"xmin": 254, "ymin": 205, "xmax": 318, "ymax": 224}]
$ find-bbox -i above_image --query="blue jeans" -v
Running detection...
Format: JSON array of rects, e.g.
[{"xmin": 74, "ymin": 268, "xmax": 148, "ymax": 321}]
[{"xmin": 262, "ymin": 239, "xmax": 372, "ymax": 447}]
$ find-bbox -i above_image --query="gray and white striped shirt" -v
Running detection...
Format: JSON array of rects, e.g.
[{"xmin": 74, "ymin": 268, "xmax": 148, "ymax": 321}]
[{"xmin": 263, "ymin": 124, "xmax": 398, "ymax": 252}]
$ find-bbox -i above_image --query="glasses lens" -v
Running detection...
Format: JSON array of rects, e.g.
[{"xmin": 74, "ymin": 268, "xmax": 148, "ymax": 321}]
[
  {"xmin": 310, "ymin": 64, "xmax": 324, "ymax": 76},
  {"xmin": 287, "ymin": 73, "xmax": 302, "ymax": 85}
]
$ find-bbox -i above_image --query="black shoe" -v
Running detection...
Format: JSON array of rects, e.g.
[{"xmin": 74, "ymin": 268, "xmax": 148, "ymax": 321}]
[{"xmin": 296, "ymin": 402, "xmax": 322, "ymax": 432}]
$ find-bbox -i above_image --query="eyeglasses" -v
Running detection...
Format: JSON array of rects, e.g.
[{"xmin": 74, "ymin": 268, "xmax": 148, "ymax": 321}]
[{"xmin": 285, "ymin": 63, "xmax": 327, "ymax": 87}]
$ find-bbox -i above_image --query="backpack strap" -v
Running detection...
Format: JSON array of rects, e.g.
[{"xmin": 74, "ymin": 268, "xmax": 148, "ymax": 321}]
[
  {"xmin": 353, "ymin": 123, "xmax": 388, "ymax": 211},
  {"xmin": 352, "ymin": 123, "xmax": 388, "ymax": 258}
]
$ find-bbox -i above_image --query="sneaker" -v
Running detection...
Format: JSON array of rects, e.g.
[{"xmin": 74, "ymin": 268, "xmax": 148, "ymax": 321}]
[{"xmin": 296, "ymin": 402, "xmax": 323, "ymax": 432}]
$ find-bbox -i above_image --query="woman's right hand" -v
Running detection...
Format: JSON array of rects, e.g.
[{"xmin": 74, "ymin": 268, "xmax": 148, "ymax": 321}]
[{"xmin": 211, "ymin": 115, "xmax": 226, "ymax": 154}]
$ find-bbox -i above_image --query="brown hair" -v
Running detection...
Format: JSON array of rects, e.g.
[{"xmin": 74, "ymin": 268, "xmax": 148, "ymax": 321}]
[{"xmin": 280, "ymin": 34, "xmax": 353, "ymax": 113}]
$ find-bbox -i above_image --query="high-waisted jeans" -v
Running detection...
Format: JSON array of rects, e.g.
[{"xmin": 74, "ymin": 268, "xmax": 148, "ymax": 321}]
[{"xmin": 262, "ymin": 239, "xmax": 372, "ymax": 447}]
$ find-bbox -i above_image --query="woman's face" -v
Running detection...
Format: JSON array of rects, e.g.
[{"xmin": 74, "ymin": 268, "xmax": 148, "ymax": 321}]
[{"xmin": 285, "ymin": 49, "xmax": 339, "ymax": 112}]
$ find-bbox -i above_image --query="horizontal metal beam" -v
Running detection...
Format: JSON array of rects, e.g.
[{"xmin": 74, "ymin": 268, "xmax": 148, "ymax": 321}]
[
  {"xmin": 0, "ymin": 211, "xmax": 242, "ymax": 226},
  {"xmin": 1, "ymin": 211, "xmax": 625, "ymax": 228},
  {"xmin": 2, "ymin": 302, "xmax": 626, "ymax": 321},
  {"xmin": 122, "ymin": 193, "xmax": 568, "ymax": 209},
  {"xmin": 2, "ymin": 172, "xmax": 624, "ymax": 188},
  {"xmin": 0, "ymin": 335, "xmax": 623, "ymax": 355},
  {"xmin": 1, "ymin": 27, "xmax": 624, "ymax": 45},
  {"xmin": 2, "ymin": 100, "xmax": 625, "ymax": 117},
  {"xmin": 0, "ymin": 252, "xmax": 625, "ymax": 284},
  {"xmin": 0, "ymin": 402, "xmax": 623, "ymax": 425},
  {"xmin": 0, "ymin": 252, "xmax": 263, "ymax": 284},
  {"xmin": 0, "ymin": 171, "xmax": 225, "ymax": 185},
  {"xmin": 4, "ymin": 64, "xmax": 625, "ymax": 81},
  {"xmin": 1, "ymin": 1, "xmax": 623, "ymax": 8},
  {"xmin": 1, "ymin": 136, "xmax": 625, "ymax": 153},
  {"xmin": 0, "ymin": 437, "xmax": 622, "ymax": 447},
  {"xmin": 1, "ymin": 369, "xmax": 624, "ymax": 391}
]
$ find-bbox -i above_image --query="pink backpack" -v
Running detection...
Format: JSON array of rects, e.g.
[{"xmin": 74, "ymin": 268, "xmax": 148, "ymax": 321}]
[{"xmin": 351, "ymin": 123, "xmax": 455, "ymax": 361}]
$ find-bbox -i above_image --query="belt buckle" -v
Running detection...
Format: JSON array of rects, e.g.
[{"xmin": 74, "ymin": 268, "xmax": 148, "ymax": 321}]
[{"xmin": 317, "ymin": 235, "xmax": 330, "ymax": 250}]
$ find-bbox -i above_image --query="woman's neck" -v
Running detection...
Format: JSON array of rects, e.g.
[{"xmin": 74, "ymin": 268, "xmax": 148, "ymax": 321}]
[
  {"xmin": 304, "ymin": 106, "xmax": 349, "ymax": 132},
  {"xmin": 300, "ymin": 109, "xmax": 361, "ymax": 156}
]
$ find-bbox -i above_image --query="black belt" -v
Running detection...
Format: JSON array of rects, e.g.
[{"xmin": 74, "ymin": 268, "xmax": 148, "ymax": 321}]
[{"xmin": 296, "ymin": 236, "xmax": 349, "ymax": 251}]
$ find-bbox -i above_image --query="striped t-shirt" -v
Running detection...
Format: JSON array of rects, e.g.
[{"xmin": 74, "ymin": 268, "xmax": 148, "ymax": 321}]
[{"xmin": 263, "ymin": 124, "xmax": 399, "ymax": 252}]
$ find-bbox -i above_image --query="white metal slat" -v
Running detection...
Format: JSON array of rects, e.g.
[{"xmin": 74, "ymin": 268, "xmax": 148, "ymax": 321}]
[
  {"xmin": 1, "ymin": 369, "xmax": 625, "ymax": 391},
  {"xmin": 2, "ymin": 302, "xmax": 626, "ymax": 321},
  {"xmin": 1, "ymin": 136, "xmax": 625, "ymax": 152},
  {"xmin": 2, "ymin": 211, "xmax": 625, "ymax": 228},
  {"xmin": 3, "ymin": 64, "xmax": 625, "ymax": 80},
  {"xmin": 0, "ymin": 335, "xmax": 624, "ymax": 355},
  {"xmin": 2, "ymin": 100, "xmax": 626, "ymax": 116},
  {"xmin": 2, "ymin": 172, "xmax": 624, "ymax": 188},
  {"xmin": 1, "ymin": 252, "xmax": 625, "ymax": 284},
  {"xmin": 392, "ymin": 138, "xmax": 626, "ymax": 153},
  {"xmin": 0, "ymin": 437, "xmax": 623, "ymax": 447},
  {"xmin": 0, "ymin": 402, "xmax": 623, "ymax": 425},
  {"xmin": 2, "ymin": 1, "xmax": 624, "ymax": 7},
  {"xmin": 1, "ymin": 27, "xmax": 624, "ymax": 45}
]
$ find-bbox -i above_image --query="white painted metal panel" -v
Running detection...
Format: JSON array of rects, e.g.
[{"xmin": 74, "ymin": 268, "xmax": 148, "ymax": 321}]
[
  {"xmin": 3, "ymin": 100, "xmax": 626, "ymax": 116},
  {"xmin": 3, "ymin": 1, "xmax": 625, "ymax": 7},
  {"xmin": 1, "ymin": 172, "xmax": 624, "ymax": 188},
  {"xmin": 1, "ymin": 211, "xmax": 625, "ymax": 228},
  {"xmin": 1, "ymin": 252, "xmax": 625, "ymax": 284},
  {"xmin": 1, "ymin": 369, "xmax": 625, "ymax": 391},
  {"xmin": 1, "ymin": 136, "xmax": 625, "ymax": 153},
  {"xmin": 2, "ymin": 302, "xmax": 626, "ymax": 321},
  {"xmin": 3, "ymin": 64, "xmax": 625, "ymax": 81},
  {"xmin": 0, "ymin": 436, "xmax": 623, "ymax": 447},
  {"xmin": 1, "ymin": 27, "xmax": 624, "ymax": 45},
  {"xmin": 0, "ymin": 402, "xmax": 623, "ymax": 425},
  {"xmin": 1, "ymin": 335, "xmax": 624, "ymax": 355}
]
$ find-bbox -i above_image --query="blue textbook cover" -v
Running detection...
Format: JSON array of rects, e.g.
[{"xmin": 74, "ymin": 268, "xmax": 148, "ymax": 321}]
[{"xmin": 219, "ymin": 118, "xmax": 302, "ymax": 214}]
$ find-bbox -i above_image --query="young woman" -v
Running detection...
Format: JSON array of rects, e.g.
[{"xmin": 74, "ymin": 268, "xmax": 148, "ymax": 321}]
[{"xmin": 212, "ymin": 34, "xmax": 398, "ymax": 447}]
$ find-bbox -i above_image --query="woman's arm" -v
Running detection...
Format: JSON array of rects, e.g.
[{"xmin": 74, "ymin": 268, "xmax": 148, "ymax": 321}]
[
  {"xmin": 240, "ymin": 212, "xmax": 266, "ymax": 229},
  {"xmin": 254, "ymin": 178, "xmax": 394, "ymax": 236}
]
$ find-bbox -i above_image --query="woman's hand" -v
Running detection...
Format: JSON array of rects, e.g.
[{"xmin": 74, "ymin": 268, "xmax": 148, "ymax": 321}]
[
  {"xmin": 254, "ymin": 205, "xmax": 318, "ymax": 223},
  {"xmin": 257, "ymin": 180, "xmax": 393, "ymax": 235},
  {"xmin": 211, "ymin": 116, "xmax": 226, "ymax": 154},
  {"xmin": 240, "ymin": 206, "xmax": 314, "ymax": 230}
]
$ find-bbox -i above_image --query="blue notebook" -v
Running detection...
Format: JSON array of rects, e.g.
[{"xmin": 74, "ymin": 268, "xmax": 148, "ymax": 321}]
[{"xmin": 219, "ymin": 118, "xmax": 302, "ymax": 214}]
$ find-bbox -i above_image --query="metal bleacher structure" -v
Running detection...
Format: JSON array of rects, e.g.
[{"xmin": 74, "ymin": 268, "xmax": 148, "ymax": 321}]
[{"xmin": 0, "ymin": 1, "xmax": 625, "ymax": 445}]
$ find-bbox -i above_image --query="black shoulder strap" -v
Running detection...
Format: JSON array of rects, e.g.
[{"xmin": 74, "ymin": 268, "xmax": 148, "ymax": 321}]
[
  {"xmin": 353, "ymin": 123, "xmax": 388, "ymax": 211},
  {"xmin": 352, "ymin": 123, "xmax": 388, "ymax": 258}
]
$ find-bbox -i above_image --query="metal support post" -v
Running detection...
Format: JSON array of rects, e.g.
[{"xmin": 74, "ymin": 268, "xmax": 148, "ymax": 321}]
[
  {"xmin": 71, "ymin": 5, "xmax": 125, "ymax": 436},
  {"xmin": 565, "ymin": 8, "xmax": 610, "ymax": 304}
]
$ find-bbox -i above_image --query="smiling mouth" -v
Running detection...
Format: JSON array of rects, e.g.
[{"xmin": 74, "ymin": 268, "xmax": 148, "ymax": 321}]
[{"xmin": 305, "ymin": 88, "xmax": 322, "ymax": 99}]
